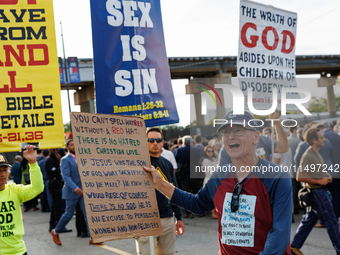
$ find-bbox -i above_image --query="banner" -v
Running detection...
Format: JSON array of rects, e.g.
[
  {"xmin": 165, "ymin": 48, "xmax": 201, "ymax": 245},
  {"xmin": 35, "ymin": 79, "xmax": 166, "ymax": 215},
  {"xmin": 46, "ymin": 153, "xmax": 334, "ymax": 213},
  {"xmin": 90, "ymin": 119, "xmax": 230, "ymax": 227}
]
[
  {"xmin": 71, "ymin": 112, "xmax": 162, "ymax": 243},
  {"xmin": 67, "ymin": 56, "xmax": 81, "ymax": 83},
  {"xmin": 90, "ymin": 0, "xmax": 179, "ymax": 127},
  {"xmin": 237, "ymin": 0, "xmax": 299, "ymax": 112},
  {"xmin": 58, "ymin": 57, "xmax": 65, "ymax": 84},
  {"xmin": 0, "ymin": 0, "xmax": 65, "ymax": 152}
]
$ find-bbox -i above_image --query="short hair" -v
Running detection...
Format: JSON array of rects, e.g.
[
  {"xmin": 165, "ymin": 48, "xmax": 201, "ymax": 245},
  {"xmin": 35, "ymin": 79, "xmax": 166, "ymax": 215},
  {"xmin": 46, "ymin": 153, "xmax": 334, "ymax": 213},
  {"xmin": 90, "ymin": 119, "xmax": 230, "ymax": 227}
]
[
  {"xmin": 322, "ymin": 121, "xmax": 329, "ymax": 129},
  {"xmin": 289, "ymin": 126, "xmax": 297, "ymax": 133},
  {"xmin": 66, "ymin": 139, "xmax": 73, "ymax": 147},
  {"xmin": 314, "ymin": 124, "xmax": 325, "ymax": 130},
  {"xmin": 15, "ymin": 155, "xmax": 22, "ymax": 161},
  {"xmin": 146, "ymin": 127, "xmax": 163, "ymax": 139},
  {"xmin": 194, "ymin": 135, "xmax": 202, "ymax": 143},
  {"xmin": 304, "ymin": 128, "xmax": 320, "ymax": 146},
  {"xmin": 178, "ymin": 138, "xmax": 183, "ymax": 144},
  {"xmin": 263, "ymin": 127, "xmax": 271, "ymax": 135},
  {"xmin": 182, "ymin": 135, "xmax": 192, "ymax": 145},
  {"xmin": 42, "ymin": 149, "xmax": 49, "ymax": 157},
  {"xmin": 202, "ymin": 140, "xmax": 209, "ymax": 147}
]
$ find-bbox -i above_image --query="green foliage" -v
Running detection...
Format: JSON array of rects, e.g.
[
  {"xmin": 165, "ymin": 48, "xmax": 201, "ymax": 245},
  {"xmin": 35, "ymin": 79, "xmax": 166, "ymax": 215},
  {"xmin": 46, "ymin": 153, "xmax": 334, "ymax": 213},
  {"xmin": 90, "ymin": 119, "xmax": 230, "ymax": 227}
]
[
  {"xmin": 64, "ymin": 122, "xmax": 71, "ymax": 133},
  {"xmin": 308, "ymin": 97, "xmax": 328, "ymax": 112},
  {"xmin": 307, "ymin": 96, "xmax": 340, "ymax": 112}
]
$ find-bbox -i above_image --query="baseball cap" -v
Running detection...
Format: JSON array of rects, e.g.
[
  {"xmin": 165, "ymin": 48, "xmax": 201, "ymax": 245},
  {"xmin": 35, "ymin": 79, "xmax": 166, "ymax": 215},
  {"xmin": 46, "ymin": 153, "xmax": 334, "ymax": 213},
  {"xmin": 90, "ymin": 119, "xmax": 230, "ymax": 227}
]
[
  {"xmin": 217, "ymin": 111, "xmax": 259, "ymax": 133},
  {"xmin": 0, "ymin": 154, "xmax": 11, "ymax": 168}
]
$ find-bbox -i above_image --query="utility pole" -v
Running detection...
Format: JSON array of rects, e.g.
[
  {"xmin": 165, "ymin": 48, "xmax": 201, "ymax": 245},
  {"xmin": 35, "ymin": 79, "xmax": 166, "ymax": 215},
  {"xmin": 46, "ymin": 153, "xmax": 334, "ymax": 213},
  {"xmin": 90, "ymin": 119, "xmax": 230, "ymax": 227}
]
[{"xmin": 60, "ymin": 21, "xmax": 72, "ymax": 116}]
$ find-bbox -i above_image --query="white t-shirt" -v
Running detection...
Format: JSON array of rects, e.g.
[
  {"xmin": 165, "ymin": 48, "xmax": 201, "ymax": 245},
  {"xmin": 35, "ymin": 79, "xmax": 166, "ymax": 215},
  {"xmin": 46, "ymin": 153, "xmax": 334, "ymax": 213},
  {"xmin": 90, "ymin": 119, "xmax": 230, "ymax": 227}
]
[
  {"xmin": 274, "ymin": 148, "xmax": 293, "ymax": 177},
  {"xmin": 161, "ymin": 148, "xmax": 178, "ymax": 170},
  {"xmin": 202, "ymin": 157, "xmax": 218, "ymax": 186}
]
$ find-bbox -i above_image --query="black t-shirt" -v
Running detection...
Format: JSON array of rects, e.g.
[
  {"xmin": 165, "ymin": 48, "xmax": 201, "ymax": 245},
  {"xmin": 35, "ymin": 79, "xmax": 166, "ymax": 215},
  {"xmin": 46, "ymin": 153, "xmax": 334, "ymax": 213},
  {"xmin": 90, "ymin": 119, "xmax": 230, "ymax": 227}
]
[{"xmin": 151, "ymin": 156, "xmax": 182, "ymax": 220}]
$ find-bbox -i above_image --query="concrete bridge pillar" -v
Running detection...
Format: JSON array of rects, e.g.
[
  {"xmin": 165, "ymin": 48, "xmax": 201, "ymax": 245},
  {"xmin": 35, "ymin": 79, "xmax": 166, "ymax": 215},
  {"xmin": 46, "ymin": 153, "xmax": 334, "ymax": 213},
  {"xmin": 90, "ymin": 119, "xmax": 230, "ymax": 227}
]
[{"xmin": 317, "ymin": 76, "xmax": 338, "ymax": 118}]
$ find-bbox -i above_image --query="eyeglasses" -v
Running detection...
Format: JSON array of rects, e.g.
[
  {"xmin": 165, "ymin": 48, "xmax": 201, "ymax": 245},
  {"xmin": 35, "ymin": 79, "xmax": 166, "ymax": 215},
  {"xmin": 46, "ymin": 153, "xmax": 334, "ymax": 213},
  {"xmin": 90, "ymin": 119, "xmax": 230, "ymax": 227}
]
[
  {"xmin": 222, "ymin": 127, "xmax": 255, "ymax": 138},
  {"xmin": 230, "ymin": 183, "xmax": 243, "ymax": 212},
  {"xmin": 147, "ymin": 138, "xmax": 163, "ymax": 143},
  {"xmin": 206, "ymin": 150, "xmax": 214, "ymax": 153}
]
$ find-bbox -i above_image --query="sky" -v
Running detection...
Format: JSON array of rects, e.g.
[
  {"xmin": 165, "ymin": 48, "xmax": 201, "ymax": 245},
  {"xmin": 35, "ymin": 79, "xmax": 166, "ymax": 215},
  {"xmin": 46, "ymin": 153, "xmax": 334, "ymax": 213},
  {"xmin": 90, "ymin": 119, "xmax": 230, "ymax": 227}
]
[{"xmin": 52, "ymin": 0, "xmax": 340, "ymax": 126}]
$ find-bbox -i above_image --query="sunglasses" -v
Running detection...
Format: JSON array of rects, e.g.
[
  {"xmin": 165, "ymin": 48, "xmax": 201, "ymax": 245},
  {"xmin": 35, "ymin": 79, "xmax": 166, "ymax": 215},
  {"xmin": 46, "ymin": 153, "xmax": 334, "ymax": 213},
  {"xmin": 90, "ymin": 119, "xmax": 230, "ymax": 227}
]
[
  {"xmin": 230, "ymin": 183, "xmax": 243, "ymax": 212},
  {"xmin": 147, "ymin": 138, "xmax": 163, "ymax": 143},
  {"xmin": 206, "ymin": 150, "xmax": 214, "ymax": 153},
  {"xmin": 223, "ymin": 127, "xmax": 255, "ymax": 138}
]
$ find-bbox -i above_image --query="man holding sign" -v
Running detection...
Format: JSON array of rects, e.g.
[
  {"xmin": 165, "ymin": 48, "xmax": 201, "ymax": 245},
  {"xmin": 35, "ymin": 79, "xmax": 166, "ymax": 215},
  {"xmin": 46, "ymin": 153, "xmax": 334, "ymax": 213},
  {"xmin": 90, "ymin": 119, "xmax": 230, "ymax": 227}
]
[
  {"xmin": 144, "ymin": 112, "xmax": 292, "ymax": 255},
  {"xmin": 135, "ymin": 128, "xmax": 184, "ymax": 255}
]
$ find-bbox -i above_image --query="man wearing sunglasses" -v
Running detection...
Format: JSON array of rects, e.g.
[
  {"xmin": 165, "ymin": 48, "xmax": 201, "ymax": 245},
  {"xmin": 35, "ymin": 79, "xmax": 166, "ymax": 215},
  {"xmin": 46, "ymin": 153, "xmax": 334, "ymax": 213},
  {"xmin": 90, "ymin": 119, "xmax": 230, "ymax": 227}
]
[
  {"xmin": 135, "ymin": 128, "xmax": 184, "ymax": 255},
  {"xmin": 218, "ymin": 109, "xmax": 289, "ymax": 166},
  {"xmin": 143, "ymin": 111, "xmax": 292, "ymax": 255}
]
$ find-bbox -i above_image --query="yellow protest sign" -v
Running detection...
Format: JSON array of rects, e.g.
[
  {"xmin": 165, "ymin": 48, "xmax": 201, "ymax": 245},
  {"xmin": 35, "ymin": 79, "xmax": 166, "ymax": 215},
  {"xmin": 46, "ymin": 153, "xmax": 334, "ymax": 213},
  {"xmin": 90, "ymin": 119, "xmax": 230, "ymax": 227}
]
[{"xmin": 0, "ymin": 0, "xmax": 64, "ymax": 152}]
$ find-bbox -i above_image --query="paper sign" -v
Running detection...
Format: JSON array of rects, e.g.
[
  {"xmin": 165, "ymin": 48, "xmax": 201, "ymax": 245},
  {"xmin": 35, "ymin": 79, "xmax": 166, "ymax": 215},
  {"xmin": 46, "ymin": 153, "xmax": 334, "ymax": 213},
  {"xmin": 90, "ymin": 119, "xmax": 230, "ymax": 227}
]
[
  {"xmin": 71, "ymin": 112, "xmax": 162, "ymax": 243},
  {"xmin": 237, "ymin": 0, "xmax": 299, "ymax": 111},
  {"xmin": 0, "ymin": 0, "xmax": 65, "ymax": 152},
  {"xmin": 221, "ymin": 193, "xmax": 256, "ymax": 247}
]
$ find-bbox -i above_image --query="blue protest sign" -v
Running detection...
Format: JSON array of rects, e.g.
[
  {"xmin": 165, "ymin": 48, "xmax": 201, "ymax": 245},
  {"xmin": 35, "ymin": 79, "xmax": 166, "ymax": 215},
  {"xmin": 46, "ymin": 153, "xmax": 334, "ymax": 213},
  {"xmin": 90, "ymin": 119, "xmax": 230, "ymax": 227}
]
[{"xmin": 90, "ymin": 0, "xmax": 179, "ymax": 127}]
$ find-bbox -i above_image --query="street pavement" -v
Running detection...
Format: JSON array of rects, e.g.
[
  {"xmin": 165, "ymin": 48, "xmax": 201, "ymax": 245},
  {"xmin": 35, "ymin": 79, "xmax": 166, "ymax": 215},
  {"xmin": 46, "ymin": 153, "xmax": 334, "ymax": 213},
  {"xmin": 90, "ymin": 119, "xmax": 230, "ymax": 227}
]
[{"xmin": 21, "ymin": 206, "xmax": 338, "ymax": 255}]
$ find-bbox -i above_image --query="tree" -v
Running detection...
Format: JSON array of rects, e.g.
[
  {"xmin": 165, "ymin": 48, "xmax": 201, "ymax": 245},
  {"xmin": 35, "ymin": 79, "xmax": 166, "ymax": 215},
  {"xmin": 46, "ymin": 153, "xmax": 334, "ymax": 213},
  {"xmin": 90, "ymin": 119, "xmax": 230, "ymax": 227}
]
[
  {"xmin": 64, "ymin": 122, "xmax": 71, "ymax": 133},
  {"xmin": 308, "ymin": 96, "xmax": 340, "ymax": 112}
]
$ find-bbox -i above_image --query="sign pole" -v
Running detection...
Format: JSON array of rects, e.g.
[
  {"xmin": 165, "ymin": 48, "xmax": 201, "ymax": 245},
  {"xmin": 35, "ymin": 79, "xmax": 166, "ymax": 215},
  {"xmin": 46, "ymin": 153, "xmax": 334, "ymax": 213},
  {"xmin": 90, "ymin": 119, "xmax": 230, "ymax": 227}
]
[
  {"xmin": 149, "ymin": 236, "xmax": 155, "ymax": 255},
  {"xmin": 271, "ymin": 126, "xmax": 275, "ymax": 162},
  {"xmin": 60, "ymin": 21, "xmax": 72, "ymax": 118}
]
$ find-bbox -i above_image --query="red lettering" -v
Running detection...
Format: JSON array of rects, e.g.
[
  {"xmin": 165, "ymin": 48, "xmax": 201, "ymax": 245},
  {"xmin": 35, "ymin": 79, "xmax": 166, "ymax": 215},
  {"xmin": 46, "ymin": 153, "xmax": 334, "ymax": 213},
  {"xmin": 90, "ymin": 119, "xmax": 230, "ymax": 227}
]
[
  {"xmin": 27, "ymin": 44, "xmax": 49, "ymax": 66},
  {"xmin": 111, "ymin": 126, "xmax": 124, "ymax": 134},
  {"xmin": 281, "ymin": 30, "xmax": 295, "ymax": 54},
  {"xmin": 4, "ymin": 45, "xmax": 26, "ymax": 67},
  {"xmin": 0, "ymin": 0, "xmax": 18, "ymax": 4},
  {"xmin": 262, "ymin": 26, "xmax": 279, "ymax": 51},
  {"xmin": 241, "ymin": 23, "xmax": 294, "ymax": 54},
  {"xmin": 241, "ymin": 22, "xmax": 258, "ymax": 48},
  {"xmin": 0, "ymin": 0, "xmax": 36, "ymax": 4},
  {"xmin": 0, "ymin": 84, "xmax": 9, "ymax": 93},
  {"xmin": 0, "ymin": 44, "xmax": 48, "ymax": 66},
  {"xmin": 8, "ymin": 71, "xmax": 33, "ymax": 92}
]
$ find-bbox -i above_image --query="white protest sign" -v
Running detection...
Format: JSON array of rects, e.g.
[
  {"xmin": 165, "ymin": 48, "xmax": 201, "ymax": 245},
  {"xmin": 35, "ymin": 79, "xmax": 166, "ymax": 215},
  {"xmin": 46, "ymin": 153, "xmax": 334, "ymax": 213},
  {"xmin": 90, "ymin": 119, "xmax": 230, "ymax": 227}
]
[{"xmin": 237, "ymin": 0, "xmax": 299, "ymax": 112}]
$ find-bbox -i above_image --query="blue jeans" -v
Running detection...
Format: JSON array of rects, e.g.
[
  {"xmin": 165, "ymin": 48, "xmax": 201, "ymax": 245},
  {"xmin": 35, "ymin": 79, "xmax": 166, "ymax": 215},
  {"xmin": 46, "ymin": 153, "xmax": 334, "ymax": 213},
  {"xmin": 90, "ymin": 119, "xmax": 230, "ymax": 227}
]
[
  {"xmin": 291, "ymin": 187, "xmax": 340, "ymax": 254},
  {"xmin": 54, "ymin": 196, "xmax": 89, "ymax": 236}
]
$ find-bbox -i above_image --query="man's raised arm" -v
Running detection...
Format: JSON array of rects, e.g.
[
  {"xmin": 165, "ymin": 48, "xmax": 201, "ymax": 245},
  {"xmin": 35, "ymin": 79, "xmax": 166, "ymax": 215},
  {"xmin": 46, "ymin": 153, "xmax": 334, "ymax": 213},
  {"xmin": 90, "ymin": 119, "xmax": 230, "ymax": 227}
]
[{"xmin": 270, "ymin": 110, "xmax": 289, "ymax": 153}]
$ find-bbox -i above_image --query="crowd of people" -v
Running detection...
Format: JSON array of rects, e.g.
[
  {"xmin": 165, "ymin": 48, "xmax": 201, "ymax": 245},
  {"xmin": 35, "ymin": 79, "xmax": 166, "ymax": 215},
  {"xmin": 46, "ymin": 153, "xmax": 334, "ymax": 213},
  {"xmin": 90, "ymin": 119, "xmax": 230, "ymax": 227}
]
[
  {"xmin": 146, "ymin": 111, "xmax": 340, "ymax": 255},
  {"xmin": 2, "ymin": 111, "xmax": 340, "ymax": 254}
]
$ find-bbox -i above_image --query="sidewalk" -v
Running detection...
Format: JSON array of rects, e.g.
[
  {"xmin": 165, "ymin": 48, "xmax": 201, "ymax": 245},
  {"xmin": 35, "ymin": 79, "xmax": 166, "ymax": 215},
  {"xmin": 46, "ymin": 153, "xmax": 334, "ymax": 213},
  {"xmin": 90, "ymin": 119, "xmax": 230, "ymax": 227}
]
[{"xmin": 22, "ymin": 205, "xmax": 337, "ymax": 255}]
